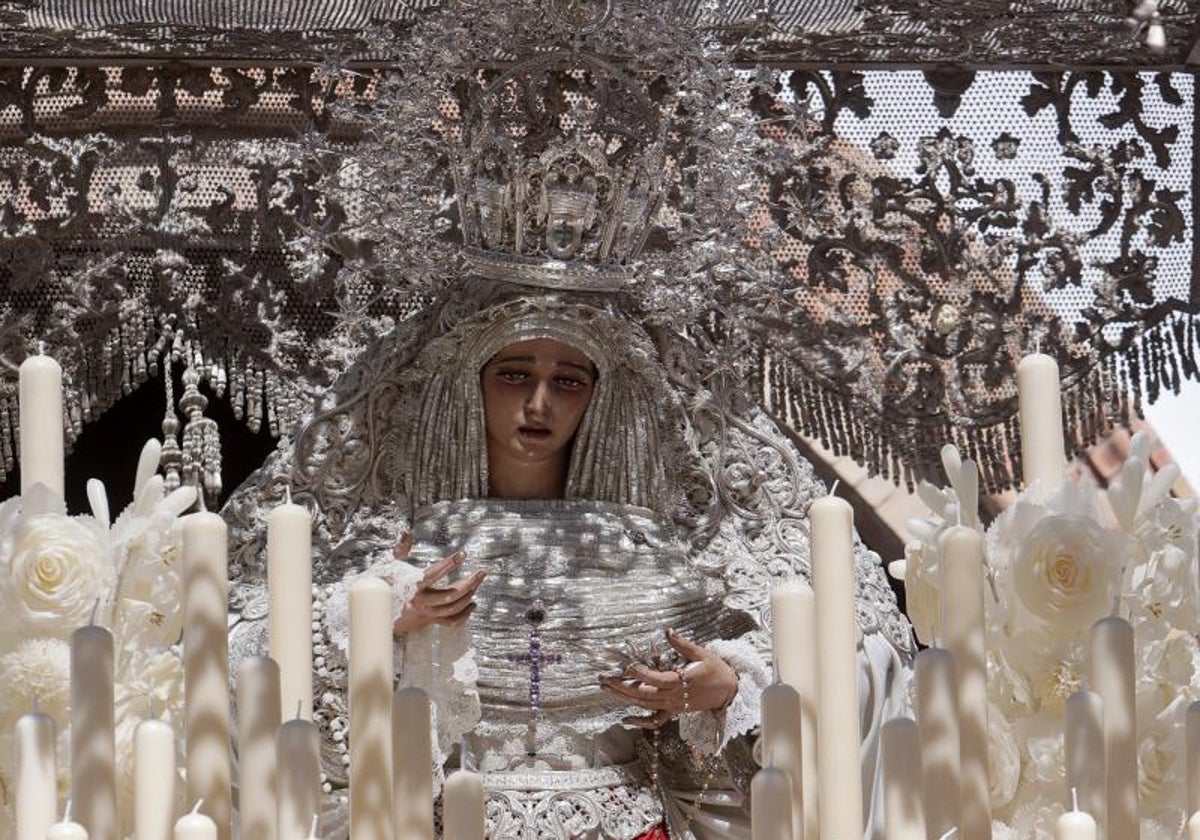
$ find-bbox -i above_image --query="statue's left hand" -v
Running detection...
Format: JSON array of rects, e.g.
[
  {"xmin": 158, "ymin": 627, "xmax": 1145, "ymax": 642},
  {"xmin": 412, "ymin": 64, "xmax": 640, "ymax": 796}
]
[{"xmin": 601, "ymin": 628, "xmax": 739, "ymax": 730}]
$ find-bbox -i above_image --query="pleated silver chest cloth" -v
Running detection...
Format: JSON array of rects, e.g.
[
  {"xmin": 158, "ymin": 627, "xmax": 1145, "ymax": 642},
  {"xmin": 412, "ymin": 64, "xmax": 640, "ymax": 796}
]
[{"xmin": 407, "ymin": 498, "xmax": 744, "ymax": 774}]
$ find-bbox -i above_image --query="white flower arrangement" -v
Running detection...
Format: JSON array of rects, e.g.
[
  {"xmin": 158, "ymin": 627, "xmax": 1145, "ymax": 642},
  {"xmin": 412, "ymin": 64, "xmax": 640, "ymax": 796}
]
[
  {"xmin": 0, "ymin": 439, "xmax": 196, "ymax": 836},
  {"xmin": 892, "ymin": 433, "xmax": 1200, "ymax": 838}
]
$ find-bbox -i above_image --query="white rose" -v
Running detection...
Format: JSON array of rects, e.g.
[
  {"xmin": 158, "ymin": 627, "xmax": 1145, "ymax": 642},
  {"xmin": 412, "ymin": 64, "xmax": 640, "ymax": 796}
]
[
  {"xmin": 0, "ymin": 514, "xmax": 114, "ymax": 638},
  {"xmin": 1012, "ymin": 515, "xmax": 1127, "ymax": 635},
  {"xmin": 1005, "ymin": 798, "xmax": 1064, "ymax": 840},
  {"xmin": 0, "ymin": 637, "xmax": 71, "ymax": 728},
  {"xmin": 1137, "ymin": 722, "xmax": 1181, "ymax": 815},
  {"xmin": 985, "ymin": 496, "xmax": 1047, "ymax": 574},
  {"xmin": 1140, "ymin": 819, "xmax": 1180, "ymax": 840}
]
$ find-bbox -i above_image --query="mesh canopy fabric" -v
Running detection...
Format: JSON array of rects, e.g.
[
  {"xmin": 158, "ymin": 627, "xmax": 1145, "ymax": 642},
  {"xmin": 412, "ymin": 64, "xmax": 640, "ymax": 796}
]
[
  {"xmin": 0, "ymin": 13, "xmax": 1195, "ymax": 491},
  {"xmin": 743, "ymin": 69, "xmax": 1196, "ymax": 486},
  {"xmin": 0, "ymin": 0, "xmax": 1194, "ymax": 64}
]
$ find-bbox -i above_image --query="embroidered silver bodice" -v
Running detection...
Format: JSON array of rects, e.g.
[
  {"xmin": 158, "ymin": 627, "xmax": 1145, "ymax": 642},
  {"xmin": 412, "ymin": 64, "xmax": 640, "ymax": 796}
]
[{"xmin": 405, "ymin": 498, "xmax": 748, "ymax": 772}]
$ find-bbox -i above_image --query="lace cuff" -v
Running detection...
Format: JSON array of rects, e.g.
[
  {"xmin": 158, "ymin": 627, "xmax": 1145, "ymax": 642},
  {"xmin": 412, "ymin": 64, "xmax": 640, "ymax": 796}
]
[
  {"xmin": 677, "ymin": 636, "xmax": 771, "ymax": 756},
  {"xmin": 323, "ymin": 554, "xmax": 425, "ymax": 668}
]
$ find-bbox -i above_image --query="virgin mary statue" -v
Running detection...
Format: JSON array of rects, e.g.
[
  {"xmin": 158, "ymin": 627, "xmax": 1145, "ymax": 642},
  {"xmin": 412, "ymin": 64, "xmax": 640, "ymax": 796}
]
[
  {"xmin": 222, "ymin": 8, "xmax": 913, "ymax": 836},
  {"xmin": 224, "ymin": 278, "xmax": 913, "ymax": 839}
]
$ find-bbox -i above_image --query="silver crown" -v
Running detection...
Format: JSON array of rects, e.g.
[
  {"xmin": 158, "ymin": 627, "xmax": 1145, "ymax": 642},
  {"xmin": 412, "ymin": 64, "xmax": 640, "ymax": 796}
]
[{"xmin": 450, "ymin": 48, "xmax": 669, "ymax": 292}]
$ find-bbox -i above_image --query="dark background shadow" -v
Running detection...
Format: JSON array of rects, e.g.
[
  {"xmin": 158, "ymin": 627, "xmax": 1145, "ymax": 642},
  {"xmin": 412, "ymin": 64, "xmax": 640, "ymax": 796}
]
[{"xmin": 0, "ymin": 366, "xmax": 277, "ymax": 515}]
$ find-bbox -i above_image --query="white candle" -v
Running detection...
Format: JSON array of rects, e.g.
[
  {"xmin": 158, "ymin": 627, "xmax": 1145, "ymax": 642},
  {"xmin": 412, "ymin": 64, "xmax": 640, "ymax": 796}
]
[
  {"xmin": 442, "ymin": 769, "xmax": 486, "ymax": 840},
  {"xmin": 1090, "ymin": 617, "xmax": 1137, "ymax": 840},
  {"xmin": 134, "ymin": 717, "xmax": 177, "ymax": 840},
  {"xmin": 1016, "ymin": 352, "xmax": 1067, "ymax": 494},
  {"xmin": 47, "ymin": 803, "xmax": 89, "ymax": 840},
  {"xmin": 761, "ymin": 683, "xmax": 804, "ymax": 840},
  {"xmin": 182, "ymin": 511, "xmax": 232, "ymax": 840},
  {"xmin": 811, "ymin": 493, "xmax": 863, "ymax": 840},
  {"xmin": 278, "ymin": 715, "xmax": 321, "ymax": 840},
  {"xmin": 1187, "ymin": 701, "xmax": 1200, "ymax": 817},
  {"xmin": 237, "ymin": 657, "xmax": 280, "ymax": 840},
  {"xmin": 71, "ymin": 624, "xmax": 117, "ymax": 840},
  {"xmin": 174, "ymin": 802, "xmax": 217, "ymax": 840},
  {"xmin": 1064, "ymin": 689, "xmax": 1105, "ymax": 835},
  {"xmin": 769, "ymin": 578, "xmax": 818, "ymax": 839},
  {"xmin": 1054, "ymin": 791, "xmax": 1097, "ymax": 840},
  {"xmin": 1188, "ymin": 811, "xmax": 1200, "ymax": 840},
  {"xmin": 882, "ymin": 717, "xmax": 926, "ymax": 840},
  {"xmin": 15, "ymin": 707, "xmax": 56, "ymax": 840},
  {"xmin": 914, "ymin": 646, "xmax": 960, "ymax": 838},
  {"xmin": 938, "ymin": 525, "xmax": 990, "ymax": 840},
  {"xmin": 751, "ymin": 766, "xmax": 794, "ymax": 840},
  {"xmin": 19, "ymin": 350, "xmax": 64, "ymax": 501},
  {"xmin": 394, "ymin": 687, "xmax": 435, "ymax": 840},
  {"xmin": 268, "ymin": 494, "xmax": 313, "ymax": 721},
  {"xmin": 350, "ymin": 577, "xmax": 394, "ymax": 840}
]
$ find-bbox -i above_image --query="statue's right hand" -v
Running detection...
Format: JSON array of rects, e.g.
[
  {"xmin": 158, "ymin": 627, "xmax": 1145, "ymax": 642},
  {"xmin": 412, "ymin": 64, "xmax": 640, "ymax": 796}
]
[{"xmin": 392, "ymin": 532, "xmax": 485, "ymax": 634}]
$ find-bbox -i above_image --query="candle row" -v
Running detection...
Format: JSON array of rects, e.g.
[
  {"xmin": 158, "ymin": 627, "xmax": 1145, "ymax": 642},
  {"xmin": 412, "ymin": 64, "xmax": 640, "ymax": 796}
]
[
  {"xmin": 757, "ymin": 493, "xmax": 864, "ymax": 839},
  {"xmin": 347, "ymin": 576, "xmax": 489, "ymax": 840},
  {"xmin": 14, "ymin": 578, "xmax": 447, "ymax": 840},
  {"xmin": 762, "ymin": 550, "xmax": 1200, "ymax": 839},
  {"xmin": 759, "ymin": 502, "xmax": 992, "ymax": 839}
]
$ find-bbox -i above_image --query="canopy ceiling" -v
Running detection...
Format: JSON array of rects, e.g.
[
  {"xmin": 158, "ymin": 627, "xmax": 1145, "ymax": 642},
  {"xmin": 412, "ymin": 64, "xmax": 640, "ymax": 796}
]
[{"xmin": 0, "ymin": 0, "xmax": 1196, "ymax": 65}]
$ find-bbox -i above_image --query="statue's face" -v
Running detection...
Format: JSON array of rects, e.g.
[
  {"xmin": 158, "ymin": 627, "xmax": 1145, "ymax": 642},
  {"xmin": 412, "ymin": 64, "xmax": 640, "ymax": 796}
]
[{"xmin": 481, "ymin": 338, "xmax": 597, "ymax": 465}]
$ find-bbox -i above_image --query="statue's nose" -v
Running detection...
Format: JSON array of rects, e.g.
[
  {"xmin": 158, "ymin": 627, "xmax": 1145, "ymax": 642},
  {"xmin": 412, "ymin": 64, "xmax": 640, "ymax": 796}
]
[{"xmin": 525, "ymin": 381, "xmax": 552, "ymax": 416}]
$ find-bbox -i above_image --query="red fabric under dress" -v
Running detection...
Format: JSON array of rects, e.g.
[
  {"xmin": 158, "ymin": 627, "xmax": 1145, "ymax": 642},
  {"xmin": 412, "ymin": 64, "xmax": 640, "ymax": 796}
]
[{"xmin": 634, "ymin": 828, "xmax": 669, "ymax": 839}]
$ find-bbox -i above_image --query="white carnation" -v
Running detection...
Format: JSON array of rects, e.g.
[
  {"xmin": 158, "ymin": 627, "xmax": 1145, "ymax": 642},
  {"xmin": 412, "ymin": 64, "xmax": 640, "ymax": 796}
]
[
  {"xmin": 1001, "ymin": 633, "xmax": 1086, "ymax": 714},
  {"xmin": 0, "ymin": 637, "xmax": 72, "ymax": 728}
]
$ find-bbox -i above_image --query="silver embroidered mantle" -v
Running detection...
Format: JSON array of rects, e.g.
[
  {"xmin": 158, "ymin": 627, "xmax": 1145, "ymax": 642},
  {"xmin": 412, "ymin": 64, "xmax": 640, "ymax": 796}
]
[{"xmin": 224, "ymin": 283, "xmax": 915, "ymax": 839}]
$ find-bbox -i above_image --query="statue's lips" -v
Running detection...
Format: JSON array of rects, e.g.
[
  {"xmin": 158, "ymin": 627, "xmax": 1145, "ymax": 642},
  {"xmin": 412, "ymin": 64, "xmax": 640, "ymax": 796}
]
[{"xmin": 518, "ymin": 426, "xmax": 552, "ymax": 440}]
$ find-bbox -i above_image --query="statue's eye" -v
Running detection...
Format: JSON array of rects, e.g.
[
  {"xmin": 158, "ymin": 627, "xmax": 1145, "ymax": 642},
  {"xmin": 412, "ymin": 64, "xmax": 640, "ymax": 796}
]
[
  {"xmin": 497, "ymin": 369, "xmax": 528, "ymax": 383},
  {"xmin": 556, "ymin": 376, "xmax": 587, "ymax": 390}
]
